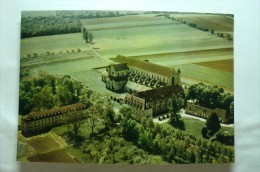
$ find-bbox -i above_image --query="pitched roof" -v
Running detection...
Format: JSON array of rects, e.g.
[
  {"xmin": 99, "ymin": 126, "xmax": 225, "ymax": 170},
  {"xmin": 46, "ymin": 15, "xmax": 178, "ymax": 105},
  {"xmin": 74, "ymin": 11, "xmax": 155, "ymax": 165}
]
[
  {"xmin": 113, "ymin": 55, "xmax": 176, "ymax": 77},
  {"xmin": 111, "ymin": 63, "xmax": 129, "ymax": 71},
  {"xmin": 134, "ymin": 85, "xmax": 183, "ymax": 102},
  {"xmin": 22, "ymin": 103, "xmax": 86, "ymax": 122}
]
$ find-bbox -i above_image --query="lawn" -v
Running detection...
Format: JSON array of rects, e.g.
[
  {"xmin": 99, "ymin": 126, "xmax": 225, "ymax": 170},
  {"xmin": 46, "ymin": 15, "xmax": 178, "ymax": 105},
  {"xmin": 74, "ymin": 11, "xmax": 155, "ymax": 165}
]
[
  {"xmin": 181, "ymin": 117, "xmax": 234, "ymax": 138},
  {"xmin": 20, "ymin": 33, "xmax": 90, "ymax": 58}
]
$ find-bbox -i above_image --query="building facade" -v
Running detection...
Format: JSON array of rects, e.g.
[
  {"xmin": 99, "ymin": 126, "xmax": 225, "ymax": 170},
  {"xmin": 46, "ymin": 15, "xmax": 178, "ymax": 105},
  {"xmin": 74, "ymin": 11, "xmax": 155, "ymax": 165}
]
[
  {"xmin": 102, "ymin": 55, "xmax": 181, "ymax": 93},
  {"xmin": 185, "ymin": 102, "xmax": 228, "ymax": 123},
  {"xmin": 124, "ymin": 85, "xmax": 183, "ymax": 117},
  {"xmin": 21, "ymin": 103, "xmax": 87, "ymax": 136}
]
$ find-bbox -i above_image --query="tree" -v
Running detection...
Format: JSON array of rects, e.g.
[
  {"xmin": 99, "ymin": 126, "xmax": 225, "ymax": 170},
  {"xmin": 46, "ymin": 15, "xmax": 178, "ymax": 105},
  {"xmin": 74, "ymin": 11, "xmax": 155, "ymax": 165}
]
[
  {"xmin": 65, "ymin": 111, "xmax": 83, "ymax": 139},
  {"xmin": 169, "ymin": 95, "xmax": 184, "ymax": 130},
  {"xmin": 106, "ymin": 135, "xmax": 122, "ymax": 164},
  {"xmin": 88, "ymin": 32, "xmax": 94, "ymax": 43},
  {"xmin": 85, "ymin": 104, "xmax": 102, "ymax": 136},
  {"xmin": 83, "ymin": 30, "xmax": 89, "ymax": 43},
  {"xmin": 201, "ymin": 127, "xmax": 209, "ymax": 139},
  {"xmin": 206, "ymin": 112, "xmax": 221, "ymax": 136},
  {"xmin": 229, "ymin": 101, "xmax": 234, "ymax": 117},
  {"xmin": 101, "ymin": 105, "xmax": 115, "ymax": 130}
]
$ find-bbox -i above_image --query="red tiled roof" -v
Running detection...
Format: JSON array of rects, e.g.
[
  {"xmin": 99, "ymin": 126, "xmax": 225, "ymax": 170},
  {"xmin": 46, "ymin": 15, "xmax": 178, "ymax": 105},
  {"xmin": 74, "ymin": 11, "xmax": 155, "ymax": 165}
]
[
  {"xmin": 22, "ymin": 103, "xmax": 86, "ymax": 122},
  {"xmin": 134, "ymin": 85, "xmax": 183, "ymax": 102}
]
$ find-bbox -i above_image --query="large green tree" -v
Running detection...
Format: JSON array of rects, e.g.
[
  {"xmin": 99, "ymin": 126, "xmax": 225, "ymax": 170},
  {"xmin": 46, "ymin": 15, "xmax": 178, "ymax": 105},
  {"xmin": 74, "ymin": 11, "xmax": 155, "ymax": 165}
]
[
  {"xmin": 169, "ymin": 95, "xmax": 184, "ymax": 130},
  {"xmin": 206, "ymin": 112, "xmax": 221, "ymax": 136}
]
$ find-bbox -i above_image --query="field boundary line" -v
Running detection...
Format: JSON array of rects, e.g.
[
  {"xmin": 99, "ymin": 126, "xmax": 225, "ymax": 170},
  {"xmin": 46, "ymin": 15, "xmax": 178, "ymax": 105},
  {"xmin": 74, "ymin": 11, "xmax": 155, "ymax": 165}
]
[{"xmin": 88, "ymin": 43, "xmax": 113, "ymax": 63}]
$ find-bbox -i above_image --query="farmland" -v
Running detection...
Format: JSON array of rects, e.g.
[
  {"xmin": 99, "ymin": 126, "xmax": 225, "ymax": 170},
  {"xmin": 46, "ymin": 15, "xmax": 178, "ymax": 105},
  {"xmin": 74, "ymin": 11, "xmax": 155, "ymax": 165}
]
[
  {"xmin": 170, "ymin": 13, "xmax": 233, "ymax": 33},
  {"xmin": 140, "ymin": 48, "xmax": 233, "ymax": 65},
  {"xmin": 172, "ymin": 63, "xmax": 233, "ymax": 90},
  {"xmin": 91, "ymin": 23, "xmax": 232, "ymax": 58},
  {"xmin": 20, "ymin": 33, "xmax": 90, "ymax": 58},
  {"xmin": 81, "ymin": 14, "xmax": 173, "ymax": 30},
  {"xmin": 195, "ymin": 59, "xmax": 233, "ymax": 73}
]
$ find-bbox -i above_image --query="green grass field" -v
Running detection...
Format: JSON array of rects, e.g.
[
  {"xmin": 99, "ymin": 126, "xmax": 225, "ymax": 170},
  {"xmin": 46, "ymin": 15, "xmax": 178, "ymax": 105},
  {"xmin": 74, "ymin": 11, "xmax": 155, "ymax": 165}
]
[
  {"xmin": 81, "ymin": 14, "xmax": 173, "ymax": 30},
  {"xmin": 170, "ymin": 14, "xmax": 233, "ymax": 33},
  {"xmin": 20, "ymin": 33, "xmax": 90, "ymax": 58},
  {"xmin": 181, "ymin": 117, "xmax": 234, "ymax": 138},
  {"xmin": 174, "ymin": 64, "xmax": 233, "ymax": 90},
  {"xmin": 91, "ymin": 22, "xmax": 232, "ymax": 59},
  {"xmin": 30, "ymin": 58, "xmax": 112, "ymax": 95},
  {"xmin": 147, "ymin": 48, "xmax": 233, "ymax": 66}
]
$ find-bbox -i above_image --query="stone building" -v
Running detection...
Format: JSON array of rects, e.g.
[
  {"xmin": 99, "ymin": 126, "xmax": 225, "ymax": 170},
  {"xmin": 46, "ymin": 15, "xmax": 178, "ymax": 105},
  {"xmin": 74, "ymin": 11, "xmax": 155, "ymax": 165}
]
[
  {"xmin": 102, "ymin": 55, "xmax": 181, "ymax": 93},
  {"xmin": 185, "ymin": 102, "xmax": 228, "ymax": 123},
  {"xmin": 102, "ymin": 63, "xmax": 130, "ymax": 92},
  {"xmin": 124, "ymin": 85, "xmax": 183, "ymax": 117},
  {"xmin": 21, "ymin": 103, "xmax": 87, "ymax": 136}
]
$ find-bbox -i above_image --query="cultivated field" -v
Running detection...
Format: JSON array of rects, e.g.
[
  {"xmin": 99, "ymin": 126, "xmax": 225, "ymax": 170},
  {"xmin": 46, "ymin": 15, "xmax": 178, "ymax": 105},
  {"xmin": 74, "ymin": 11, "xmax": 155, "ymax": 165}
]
[
  {"xmin": 170, "ymin": 13, "xmax": 233, "ymax": 33},
  {"xmin": 81, "ymin": 14, "xmax": 173, "ymax": 30},
  {"xmin": 20, "ymin": 33, "xmax": 90, "ymax": 58},
  {"xmin": 196, "ymin": 59, "xmax": 233, "ymax": 73},
  {"xmin": 173, "ymin": 63, "xmax": 233, "ymax": 90},
  {"xmin": 140, "ymin": 48, "xmax": 233, "ymax": 66},
  {"xmin": 91, "ymin": 23, "xmax": 232, "ymax": 58}
]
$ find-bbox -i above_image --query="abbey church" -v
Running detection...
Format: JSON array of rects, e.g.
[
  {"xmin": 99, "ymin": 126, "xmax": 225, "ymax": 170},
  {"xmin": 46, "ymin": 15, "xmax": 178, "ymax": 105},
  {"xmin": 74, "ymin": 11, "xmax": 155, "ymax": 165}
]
[{"xmin": 102, "ymin": 55, "xmax": 183, "ymax": 117}]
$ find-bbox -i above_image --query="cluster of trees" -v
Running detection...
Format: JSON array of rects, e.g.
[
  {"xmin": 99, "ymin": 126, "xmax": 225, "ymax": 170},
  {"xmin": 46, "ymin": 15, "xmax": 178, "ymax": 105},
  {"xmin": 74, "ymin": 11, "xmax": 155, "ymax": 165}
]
[
  {"xmin": 21, "ymin": 11, "xmax": 138, "ymax": 38},
  {"xmin": 201, "ymin": 112, "xmax": 221, "ymax": 139},
  {"xmin": 169, "ymin": 95, "xmax": 184, "ymax": 130},
  {"xmin": 56, "ymin": 10, "xmax": 122, "ymax": 19},
  {"xmin": 19, "ymin": 72, "xmax": 92, "ymax": 115},
  {"xmin": 21, "ymin": 16, "xmax": 81, "ymax": 38},
  {"xmin": 201, "ymin": 113, "xmax": 234, "ymax": 145},
  {"xmin": 82, "ymin": 27, "xmax": 94, "ymax": 43},
  {"xmin": 187, "ymin": 83, "xmax": 234, "ymax": 120},
  {"xmin": 120, "ymin": 107, "xmax": 234, "ymax": 163}
]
